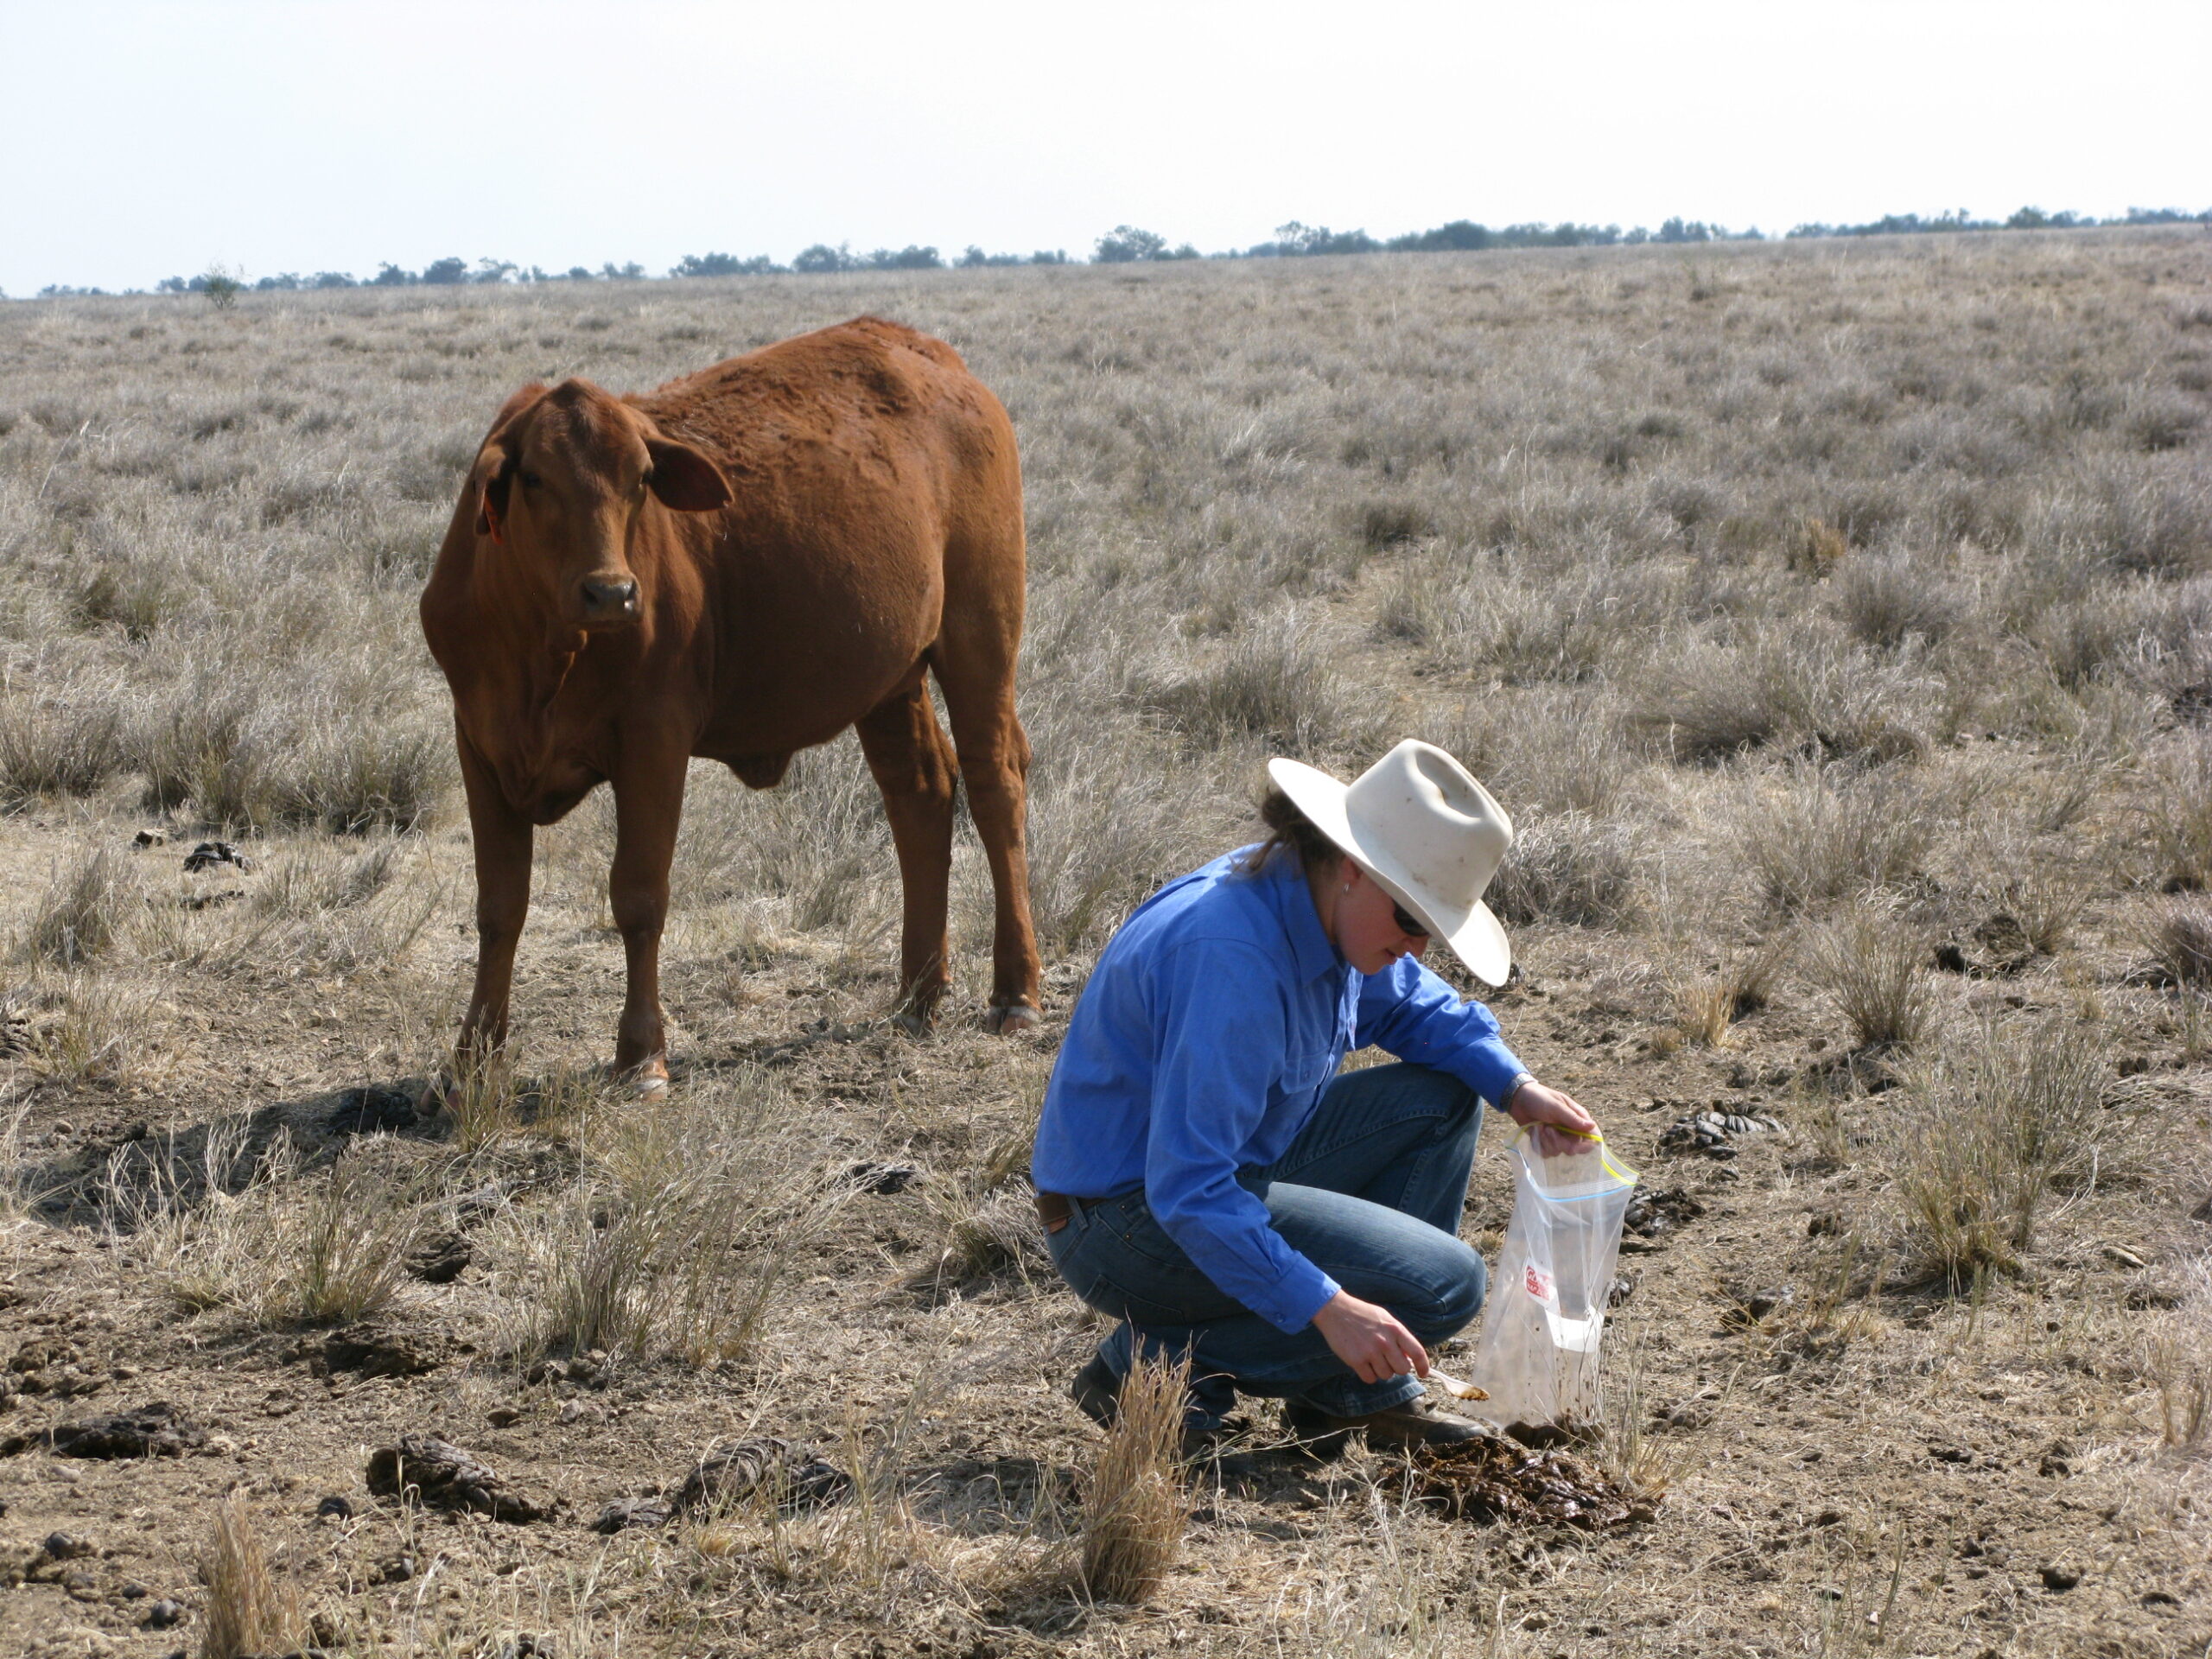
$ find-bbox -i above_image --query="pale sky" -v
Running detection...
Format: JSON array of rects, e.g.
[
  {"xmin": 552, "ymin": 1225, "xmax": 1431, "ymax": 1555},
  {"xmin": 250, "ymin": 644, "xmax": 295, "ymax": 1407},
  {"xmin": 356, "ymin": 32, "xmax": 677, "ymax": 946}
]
[{"xmin": 3, "ymin": 0, "xmax": 2205, "ymax": 296}]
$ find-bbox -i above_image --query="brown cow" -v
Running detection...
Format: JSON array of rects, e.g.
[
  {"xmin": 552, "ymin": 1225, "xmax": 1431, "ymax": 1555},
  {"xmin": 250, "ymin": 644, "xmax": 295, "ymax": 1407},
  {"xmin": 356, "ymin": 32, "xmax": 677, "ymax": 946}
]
[{"xmin": 419, "ymin": 317, "xmax": 1039, "ymax": 1094}]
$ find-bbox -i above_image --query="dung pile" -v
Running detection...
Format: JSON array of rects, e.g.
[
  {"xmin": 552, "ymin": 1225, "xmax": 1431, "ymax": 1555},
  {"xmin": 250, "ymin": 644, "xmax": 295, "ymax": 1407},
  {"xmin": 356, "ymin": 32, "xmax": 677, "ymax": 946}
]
[
  {"xmin": 1390, "ymin": 1435, "xmax": 1652, "ymax": 1530},
  {"xmin": 1656, "ymin": 1109, "xmax": 1786, "ymax": 1159}
]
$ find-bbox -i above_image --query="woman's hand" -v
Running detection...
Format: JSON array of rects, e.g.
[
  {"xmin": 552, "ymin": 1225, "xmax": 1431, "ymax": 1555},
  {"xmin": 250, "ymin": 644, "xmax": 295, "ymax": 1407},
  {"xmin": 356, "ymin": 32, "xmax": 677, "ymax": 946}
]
[
  {"xmin": 1311, "ymin": 1289, "xmax": 1429, "ymax": 1384},
  {"xmin": 1505, "ymin": 1077, "xmax": 1600, "ymax": 1155}
]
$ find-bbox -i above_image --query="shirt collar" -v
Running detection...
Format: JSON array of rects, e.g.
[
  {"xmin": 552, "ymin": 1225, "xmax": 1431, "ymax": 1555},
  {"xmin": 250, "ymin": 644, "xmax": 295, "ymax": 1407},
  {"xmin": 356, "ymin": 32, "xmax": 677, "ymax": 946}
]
[{"xmin": 1261, "ymin": 848, "xmax": 1344, "ymax": 984}]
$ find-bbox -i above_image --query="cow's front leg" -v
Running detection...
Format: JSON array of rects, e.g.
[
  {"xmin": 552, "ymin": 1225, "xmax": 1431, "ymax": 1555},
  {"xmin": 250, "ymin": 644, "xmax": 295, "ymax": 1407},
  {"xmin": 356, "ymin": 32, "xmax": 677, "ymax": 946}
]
[
  {"xmin": 607, "ymin": 748, "xmax": 687, "ymax": 1096},
  {"xmin": 440, "ymin": 729, "xmax": 534, "ymax": 1107}
]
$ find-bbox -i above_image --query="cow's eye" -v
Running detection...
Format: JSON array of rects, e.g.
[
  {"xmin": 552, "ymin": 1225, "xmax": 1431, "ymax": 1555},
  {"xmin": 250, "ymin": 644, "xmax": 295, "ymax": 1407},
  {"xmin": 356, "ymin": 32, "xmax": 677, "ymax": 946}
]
[{"xmin": 519, "ymin": 469, "xmax": 543, "ymax": 490}]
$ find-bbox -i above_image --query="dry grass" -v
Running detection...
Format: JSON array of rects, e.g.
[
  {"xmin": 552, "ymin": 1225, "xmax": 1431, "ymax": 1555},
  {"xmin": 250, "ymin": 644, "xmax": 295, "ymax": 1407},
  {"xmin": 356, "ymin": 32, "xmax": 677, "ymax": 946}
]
[
  {"xmin": 1886, "ymin": 1014, "xmax": 2117, "ymax": 1281},
  {"xmin": 23, "ymin": 844, "xmax": 138, "ymax": 964},
  {"xmin": 293, "ymin": 1150, "xmax": 427, "ymax": 1325},
  {"xmin": 1807, "ymin": 900, "xmax": 1939, "ymax": 1052},
  {"xmin": 1734, "ymin": 763, "xmax": 1930, "ymax": 914},
  {"xmin": 0, "ymin": 228, "xmax": 2207, "ymax": 1656},
  {"xmin": 2149, "ymin": 897, "xmax": 2212, "ymax": 983},
  {"xmin": 200, "ymin": 1494, "xmax": 304, "ymax": 1659},
  {"xmin": 1077, "ymin": 1349, "xmax": 1191, "ymax": 1605},
  {"xmin": 1669, "ymin": 934, "xmax": 1791, "ymax": 1047},
  {"xmin": 501, "ymin": 1071, "xmax": 837, "ymax": 1367}
]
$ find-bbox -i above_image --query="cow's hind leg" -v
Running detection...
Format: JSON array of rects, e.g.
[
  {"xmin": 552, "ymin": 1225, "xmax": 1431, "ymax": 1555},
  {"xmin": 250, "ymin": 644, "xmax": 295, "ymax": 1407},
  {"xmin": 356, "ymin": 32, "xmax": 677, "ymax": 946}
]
[
  {"xmin": 931, "ymin": 646, "xmax": 1041, "ymax": 1033},
  {"xmin": 855, "ymin": 677, "xmax": 958, "ymax": 1027},
  {"xmin": 607, "ymin": 747, "xmax": 688, "ymax": 1096}
]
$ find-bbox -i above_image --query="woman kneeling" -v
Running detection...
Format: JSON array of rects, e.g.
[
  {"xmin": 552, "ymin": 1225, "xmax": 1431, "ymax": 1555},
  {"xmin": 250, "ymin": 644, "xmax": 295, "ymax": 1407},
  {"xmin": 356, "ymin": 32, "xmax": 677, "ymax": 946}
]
[{"xmin": 1030, "ymin": 741, "xmax": 1599, "ymax": 1451}]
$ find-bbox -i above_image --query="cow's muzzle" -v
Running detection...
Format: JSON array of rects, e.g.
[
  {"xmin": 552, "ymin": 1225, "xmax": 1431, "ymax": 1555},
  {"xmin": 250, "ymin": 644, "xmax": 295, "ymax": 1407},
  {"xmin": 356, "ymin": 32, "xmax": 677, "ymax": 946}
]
[{"xmin": 580, "ymin": 575, "xmax": 640, "ymax": 625}]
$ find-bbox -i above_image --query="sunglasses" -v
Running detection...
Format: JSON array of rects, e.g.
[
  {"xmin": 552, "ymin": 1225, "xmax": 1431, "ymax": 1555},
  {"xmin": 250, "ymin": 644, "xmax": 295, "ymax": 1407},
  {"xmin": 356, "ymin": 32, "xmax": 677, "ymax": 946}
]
[{"xmin": 1390, "ymin": 902, "xmax": 1431, "ymax": 940}]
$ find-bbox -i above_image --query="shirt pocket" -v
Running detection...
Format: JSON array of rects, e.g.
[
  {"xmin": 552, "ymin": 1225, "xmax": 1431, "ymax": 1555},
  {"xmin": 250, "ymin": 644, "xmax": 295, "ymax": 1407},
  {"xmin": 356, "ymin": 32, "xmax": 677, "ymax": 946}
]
[{"xmin": 1280, "ymin": 1046, "xmax": 1335, "ymax": 1098}]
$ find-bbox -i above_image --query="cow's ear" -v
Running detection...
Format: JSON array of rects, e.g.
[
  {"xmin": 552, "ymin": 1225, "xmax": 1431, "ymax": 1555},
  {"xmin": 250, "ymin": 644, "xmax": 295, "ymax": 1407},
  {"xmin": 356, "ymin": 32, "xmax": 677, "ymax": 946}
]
[
  {"xmin": 475, "ymin": 443, "xmax": 518, "ymax": 541},
  {"xmin": 473, "ymin": 383, "xmax": 543, "ymax": 542},
  {"xmin": 645, "ymin": 439, "xmax": 732, "ymax": 512}
]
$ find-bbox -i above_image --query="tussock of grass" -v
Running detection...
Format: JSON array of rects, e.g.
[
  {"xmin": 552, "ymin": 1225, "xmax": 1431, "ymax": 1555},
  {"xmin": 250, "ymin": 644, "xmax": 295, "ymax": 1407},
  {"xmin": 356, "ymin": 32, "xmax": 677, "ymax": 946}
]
[
  {"xmin": 1808, "ymin": 901, "xmax": 1938, "ymax": 1052},
  {"xmin": 2148, "ymin": 1323, "xmax": 2212, "ymax": 1458},
  {"xmin": 1670, "ymin": 935, "xmax": 1791, "ymax": 1047},
  {"xmin": 135, "ymin": 671, "xmax": 451, "ymax": 834},
  {"xmin": 908, "ymin": 1184, "xmax": 1051, "ymax": 1294},
  {"xmin": 0, "ymin": 691, "xmax": 126, "ymax": 800},
  {"xmin": 1886, "ymin": 1015, "xmax": 2114, "ymax": 1281},
  {"xmin": 1485, "ymin": 810, "xmax": 1640, "ymax": 929},
  {"xmin": 1024, "ymin": 755, "xmax": 1214, "ymax": 953},
  {"xmin": 1079, "ymin": 1350, "xmax": 1190, "ymax": 1605},
  {"xmin": 505, "ymin": 1075, "xmax": 835, "ymax": 1367},
  {"xmin": 1830, "ymin": 548, "xmax": 1962, "ymax": 650},
  {"xmin": 2150, "ymin": 899, "xmax": 2212, "ymax": 984},
  {"xmin": 1441, "ymin": 686, "xmax": 1635, "ymax": 819},
  {"xmin": 104, "ymin": 1125, "xmax": 427, "ymax": 1326},
  {"xmin": 24, "ymin": 973, "xmax": 149, "ymax": 1084},
  {"xmin": 1139, "ymin": 610, "xmax": 1363, "ymax": 756},
  {"xmin": 294, "ymin": 1153, "xmax": 427, "ymax": 1325},
  {"xmin": 1641, "ymin": 622, "xmax": 1936, "ymax": 765},
  {"xmin": 2148, "ymin": 734, "xmax": 2212, "ymax": 892},
  {"xmin": 24, "ymin": 846, "xmax": 139, "ymax": 965},
  {"xmin": 1736, "ymin": 764, "xmax": 1930, "ymax": 913},
  {"xmin": 200, "ymin": 1494, "xmax": 303, "ymax": 1659}
]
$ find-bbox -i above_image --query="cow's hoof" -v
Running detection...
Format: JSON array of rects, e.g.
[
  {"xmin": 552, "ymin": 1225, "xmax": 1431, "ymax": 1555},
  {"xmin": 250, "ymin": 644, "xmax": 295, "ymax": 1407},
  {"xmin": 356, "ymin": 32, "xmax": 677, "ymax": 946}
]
[
  {"xmin": 986, "ymin": 1002, "xmax": 1043, "ymax": 1035},
  {"xmin": 622, "ymin": 1060, "xmax": 671, "ymax": 1100},
  {"xmin": 415, "ymin": 1078, "xmax": 454, "ymax": 1116}
]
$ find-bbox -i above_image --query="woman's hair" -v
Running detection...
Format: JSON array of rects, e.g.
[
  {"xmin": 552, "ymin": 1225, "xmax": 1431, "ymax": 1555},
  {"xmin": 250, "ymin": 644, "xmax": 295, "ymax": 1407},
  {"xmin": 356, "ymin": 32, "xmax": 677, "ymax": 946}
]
[{"xmin": 1238, "ymin": 785, "xmax": 1344, "ymax": 876}]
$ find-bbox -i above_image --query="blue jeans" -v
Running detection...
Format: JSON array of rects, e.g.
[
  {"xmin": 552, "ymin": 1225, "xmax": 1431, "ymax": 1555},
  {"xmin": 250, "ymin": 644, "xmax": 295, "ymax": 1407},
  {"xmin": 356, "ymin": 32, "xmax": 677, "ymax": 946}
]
[{"xmin": 1043, "ymin": 1063, "xmax": 1488, "ymax": 1426}]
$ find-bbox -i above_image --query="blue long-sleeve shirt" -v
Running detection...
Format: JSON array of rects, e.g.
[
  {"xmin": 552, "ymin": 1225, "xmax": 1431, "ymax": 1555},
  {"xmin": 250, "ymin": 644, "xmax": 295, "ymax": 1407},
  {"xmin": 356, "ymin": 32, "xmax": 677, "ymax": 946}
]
[{"xmin": 1030, "ymin": 846, "xmax": 1527, "ymax": 1333}]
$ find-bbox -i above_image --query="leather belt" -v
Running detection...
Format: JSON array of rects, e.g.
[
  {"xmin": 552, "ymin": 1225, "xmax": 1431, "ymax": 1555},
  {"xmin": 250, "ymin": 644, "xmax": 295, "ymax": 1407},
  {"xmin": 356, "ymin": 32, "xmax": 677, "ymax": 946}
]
[{"xmin": 1034, "ymin": 1191, "xmax": 1075, "ymax": 1233}]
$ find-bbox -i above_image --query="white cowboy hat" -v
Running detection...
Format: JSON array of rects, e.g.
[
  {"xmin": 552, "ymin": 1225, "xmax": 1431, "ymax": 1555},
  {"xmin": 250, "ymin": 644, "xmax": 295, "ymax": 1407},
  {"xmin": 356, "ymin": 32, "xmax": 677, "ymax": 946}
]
[{"xmin": 1268, "ymin": 740, "xmax": 1515, "ymax": 984}]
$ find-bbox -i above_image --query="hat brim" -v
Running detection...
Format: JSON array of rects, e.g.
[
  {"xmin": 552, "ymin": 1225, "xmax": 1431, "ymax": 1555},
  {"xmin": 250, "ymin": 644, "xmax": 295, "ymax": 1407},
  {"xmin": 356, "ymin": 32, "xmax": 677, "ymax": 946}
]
[{"xmin": 1268, "ymin": 757, "xmax": 1514, "ymax": 986}]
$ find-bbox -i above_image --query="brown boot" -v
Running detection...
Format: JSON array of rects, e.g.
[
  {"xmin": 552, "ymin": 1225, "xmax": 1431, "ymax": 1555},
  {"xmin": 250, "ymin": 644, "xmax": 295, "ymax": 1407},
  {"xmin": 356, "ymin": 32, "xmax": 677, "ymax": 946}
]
[{"xmin": 1285, "ymin": 1395, "xmax": 1495, "ymax": 1455}]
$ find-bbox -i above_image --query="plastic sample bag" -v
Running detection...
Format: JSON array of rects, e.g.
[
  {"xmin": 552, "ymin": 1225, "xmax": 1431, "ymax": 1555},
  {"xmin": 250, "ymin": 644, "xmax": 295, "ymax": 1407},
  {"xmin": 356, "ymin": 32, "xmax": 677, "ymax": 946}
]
[{"xmin": 1465, "ymin": 1129, "xmax": 1639, "ymax": 1430}]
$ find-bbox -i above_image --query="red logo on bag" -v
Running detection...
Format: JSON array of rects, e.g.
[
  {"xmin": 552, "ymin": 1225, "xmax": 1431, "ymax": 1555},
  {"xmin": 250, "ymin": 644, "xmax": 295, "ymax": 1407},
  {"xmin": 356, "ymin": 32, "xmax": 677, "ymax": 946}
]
[{"xmin": 1524, "ymin": 1264, "xmax": 1554, "ymax": 1302}]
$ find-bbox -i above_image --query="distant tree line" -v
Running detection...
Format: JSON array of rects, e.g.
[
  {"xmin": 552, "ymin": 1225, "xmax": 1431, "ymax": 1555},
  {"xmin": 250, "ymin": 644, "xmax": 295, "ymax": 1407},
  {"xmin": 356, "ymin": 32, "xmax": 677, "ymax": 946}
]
[
  {"xmin": 1782, "ymin": 205, "xmax": 2209, "ymax": 238},
  {"xmin": 22, "ymin": 203, "xmax": 2203, "ymax": 300}
]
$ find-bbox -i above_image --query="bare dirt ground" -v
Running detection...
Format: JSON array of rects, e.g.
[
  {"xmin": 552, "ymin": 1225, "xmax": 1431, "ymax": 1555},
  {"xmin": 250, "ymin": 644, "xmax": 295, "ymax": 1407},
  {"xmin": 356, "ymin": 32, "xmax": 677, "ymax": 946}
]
[{"xmin": 0, "ymin": 229, "xmax": 2207, "ymax": 1657}]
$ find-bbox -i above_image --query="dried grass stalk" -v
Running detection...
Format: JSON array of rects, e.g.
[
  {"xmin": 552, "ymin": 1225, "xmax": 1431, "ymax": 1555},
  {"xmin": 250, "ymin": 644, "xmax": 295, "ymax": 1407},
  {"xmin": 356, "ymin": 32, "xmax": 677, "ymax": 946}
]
[
  {"xmin": 1079, "ymin": 1350, "xmax": 1191, "ymax": 1605},
  {"xmin": 200, "ymin": 1493, "xmax": 302, "ymax": 1659},
  {"xmin": 1671, "ymin": 936, "xmax": 1791, "ymax": 1048}
]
